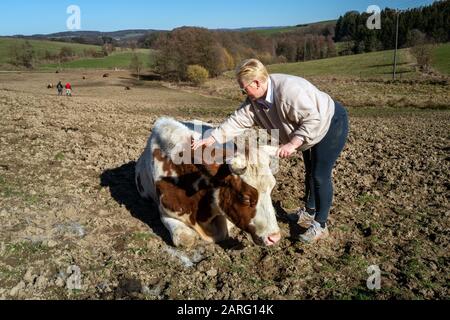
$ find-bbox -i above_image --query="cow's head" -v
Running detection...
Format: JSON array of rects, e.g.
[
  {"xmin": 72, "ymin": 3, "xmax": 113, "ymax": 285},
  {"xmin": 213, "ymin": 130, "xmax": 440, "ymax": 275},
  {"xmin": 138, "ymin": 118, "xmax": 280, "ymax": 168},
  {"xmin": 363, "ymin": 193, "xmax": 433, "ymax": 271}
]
[{"xmin": 201, "ymin": 145, "xmax": 281, "ymax": 246}]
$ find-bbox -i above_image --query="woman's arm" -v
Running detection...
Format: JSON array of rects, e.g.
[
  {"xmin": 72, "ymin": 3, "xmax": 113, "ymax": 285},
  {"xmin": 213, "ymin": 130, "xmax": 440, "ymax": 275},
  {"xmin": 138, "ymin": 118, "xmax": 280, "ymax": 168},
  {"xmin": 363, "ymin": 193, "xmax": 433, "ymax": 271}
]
[{"xmin": 192, "ymin": 102, "xmax": 255, "ymax": 150}]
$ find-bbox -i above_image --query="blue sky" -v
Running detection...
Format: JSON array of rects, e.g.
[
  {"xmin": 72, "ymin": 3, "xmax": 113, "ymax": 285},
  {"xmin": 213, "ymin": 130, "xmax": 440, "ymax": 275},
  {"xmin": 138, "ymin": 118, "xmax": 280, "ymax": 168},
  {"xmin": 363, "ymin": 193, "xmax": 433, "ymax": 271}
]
[{"xmin": 0, "ymin": 0, "xmax": 437, "ymax": 36}]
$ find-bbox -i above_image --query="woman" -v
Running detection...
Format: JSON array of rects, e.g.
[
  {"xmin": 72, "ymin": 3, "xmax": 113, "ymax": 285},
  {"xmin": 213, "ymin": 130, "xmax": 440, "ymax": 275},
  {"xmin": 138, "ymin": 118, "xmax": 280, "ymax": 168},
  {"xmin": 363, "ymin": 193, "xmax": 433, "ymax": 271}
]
[{"xmin": 192, "ymin": 59, "xmax": 349, "ymax": 244}]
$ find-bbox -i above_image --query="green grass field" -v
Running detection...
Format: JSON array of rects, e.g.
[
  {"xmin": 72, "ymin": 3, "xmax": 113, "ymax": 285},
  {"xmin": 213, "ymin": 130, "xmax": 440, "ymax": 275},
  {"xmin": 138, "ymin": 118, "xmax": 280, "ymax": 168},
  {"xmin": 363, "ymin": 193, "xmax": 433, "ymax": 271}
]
[
  {"xmin": 267, "ymin": 43, "xmax": 450, "ymax": 78},
  {"xmin": 267, "ymin": 48, "xmax": 415, "ymax": 78},
  {"xmin": 0, "ymin": 37, "xmax": 153, "ymax": 71},
  {"xmin": 41, "ymin": 49, "xmax": 154, "ymax": 70},
  {"xmin": 432, "ymin": 42, "xmax": 450, "ymax": 75},
  {"xmin": 0, "ymin": 37, "xmax": 100, "ymax": 66}
]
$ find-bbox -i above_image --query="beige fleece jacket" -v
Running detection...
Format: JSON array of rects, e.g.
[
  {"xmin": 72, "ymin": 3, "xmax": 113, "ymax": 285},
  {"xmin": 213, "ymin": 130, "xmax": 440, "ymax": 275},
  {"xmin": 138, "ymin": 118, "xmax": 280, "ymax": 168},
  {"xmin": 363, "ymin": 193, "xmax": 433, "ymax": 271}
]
[{"xmin": 210, "ymin": 74, "xmax": 336, "ymax": 151}]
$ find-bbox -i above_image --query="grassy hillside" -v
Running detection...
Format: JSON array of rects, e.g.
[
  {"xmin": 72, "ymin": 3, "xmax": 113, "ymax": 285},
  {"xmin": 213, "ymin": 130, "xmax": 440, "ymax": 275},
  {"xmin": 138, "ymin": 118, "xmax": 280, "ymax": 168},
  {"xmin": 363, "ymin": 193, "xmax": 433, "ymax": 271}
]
[
  {"xmin": 267, "ymin": 48, "xmax": 416, "ymax": 78},
  {"xmin": 267, "ymin": 43, "xmax": 450, "ymax": 79},
  {"xmin": 0, "ymin": 38, "xmax": 154, "ymax": 71},
  {"xmin": 432, "ymin": 42, "xmax": 450, "ymax": 75},
  {"xmin": 251, "ymin": 20, "xmax": 337, "ymax": 36},
  {"xmin": 41, "ymin": 49, "xmax": 154, "ymax": 70},
  {"xmin": 251, "ymin": 26, "xmax": 301, "ymax": 35},
  {"xmin": 0, "ymin": 37, "xmax": 100, "ymax": 66}
]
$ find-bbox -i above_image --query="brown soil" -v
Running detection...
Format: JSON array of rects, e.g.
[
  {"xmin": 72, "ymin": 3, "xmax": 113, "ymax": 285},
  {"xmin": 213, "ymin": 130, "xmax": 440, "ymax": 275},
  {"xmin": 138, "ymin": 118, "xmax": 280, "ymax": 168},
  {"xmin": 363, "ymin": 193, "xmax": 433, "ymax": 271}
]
[{"xmin": 0, "ymin": 70, "xmax": 448, "ymax": 300}]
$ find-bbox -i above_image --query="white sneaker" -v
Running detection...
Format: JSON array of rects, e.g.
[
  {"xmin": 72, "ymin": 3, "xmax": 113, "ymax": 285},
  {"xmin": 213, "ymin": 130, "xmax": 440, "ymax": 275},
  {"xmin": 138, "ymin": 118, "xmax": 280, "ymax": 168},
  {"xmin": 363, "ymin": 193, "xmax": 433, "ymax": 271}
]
[
  {"xmin": 288, "ymin": 207, "xmax": 316, "ymax": 228},
  {"xmin": 299, "ymin": 221, "xmax": 329, "ymax": 244}
]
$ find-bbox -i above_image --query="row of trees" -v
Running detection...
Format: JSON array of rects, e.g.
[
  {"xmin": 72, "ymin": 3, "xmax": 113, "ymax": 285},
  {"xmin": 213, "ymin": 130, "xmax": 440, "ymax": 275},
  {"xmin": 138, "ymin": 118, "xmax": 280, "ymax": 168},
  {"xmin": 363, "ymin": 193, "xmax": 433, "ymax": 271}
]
[
  {"xmin": 334, "ymin": 0, "xmax": 450, "ymax": 54},
  {"xmin": 150, "ymin": 25, "xmax": 338, "ymax": 81},
  {"xmin": 153, "ymin": 27, "xmax": 234, "ymax": 80},
  {"xmin": 275, "ymin": 34, "xmax": 337, "ymax": 62}
]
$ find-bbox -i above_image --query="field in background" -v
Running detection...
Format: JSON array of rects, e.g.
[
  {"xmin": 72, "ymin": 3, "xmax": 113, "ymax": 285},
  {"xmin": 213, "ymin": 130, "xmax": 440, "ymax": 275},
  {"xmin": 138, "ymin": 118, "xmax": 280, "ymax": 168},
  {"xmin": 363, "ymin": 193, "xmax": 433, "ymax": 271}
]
[
  {"xmin": 432, "ymin": 43, "xmax": 450, "ymax": 75},
  {"xmin": 0, "ymin": 38, "xmax": 153, "ymax": 71},
  {"xmin": 0, "ymin": 38, "xmax": 99, "ymax": 66},
  {"xmin": 268, "ymin": 48, "xmax": 415, "ymax": 78},
  {"xmin": 1, "ymin": 38, "xmax": 449, "ymax": 78},
  {"xmin": 250, "ymin": 20, "xmax": 337, "ymax": 36},
  {"xmin": 222, "ymin": 43, "xmax": 449, "ymax": 80},
  {"xmin": 41, "ymin": 49, "xmax": 154, "ymax": 70}
]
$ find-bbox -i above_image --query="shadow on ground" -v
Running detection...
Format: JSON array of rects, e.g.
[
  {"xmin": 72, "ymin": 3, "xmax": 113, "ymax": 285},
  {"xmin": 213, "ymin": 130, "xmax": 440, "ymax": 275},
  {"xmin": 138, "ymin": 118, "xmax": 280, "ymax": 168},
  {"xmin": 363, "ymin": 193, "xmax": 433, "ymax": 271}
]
[
  {"xmin": 367, "ymin": 62, "xmax": 409, "ymax": 68},
  {"xmin": 100, "ymin": 161, "xmax": 172, "ymax": 245},
  {"xmin": 273, "ymin": 201, "xmax": 306, "ymax": 243}
]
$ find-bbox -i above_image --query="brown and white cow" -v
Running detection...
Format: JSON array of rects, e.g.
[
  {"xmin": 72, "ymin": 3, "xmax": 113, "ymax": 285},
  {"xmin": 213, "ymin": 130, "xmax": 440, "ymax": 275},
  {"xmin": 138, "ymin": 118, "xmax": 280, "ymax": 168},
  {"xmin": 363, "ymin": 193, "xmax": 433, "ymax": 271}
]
[{"xmin": 135, "ymin": 117, "xmax": 281, "ymax": 248}]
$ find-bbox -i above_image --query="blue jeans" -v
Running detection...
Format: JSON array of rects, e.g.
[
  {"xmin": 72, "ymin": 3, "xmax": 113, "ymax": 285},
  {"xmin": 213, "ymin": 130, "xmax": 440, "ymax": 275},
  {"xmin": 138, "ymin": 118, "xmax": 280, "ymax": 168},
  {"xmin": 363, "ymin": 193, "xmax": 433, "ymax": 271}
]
[{"xmin": 302, "ymin": 101, "xmax": 349, "ymax": 227}]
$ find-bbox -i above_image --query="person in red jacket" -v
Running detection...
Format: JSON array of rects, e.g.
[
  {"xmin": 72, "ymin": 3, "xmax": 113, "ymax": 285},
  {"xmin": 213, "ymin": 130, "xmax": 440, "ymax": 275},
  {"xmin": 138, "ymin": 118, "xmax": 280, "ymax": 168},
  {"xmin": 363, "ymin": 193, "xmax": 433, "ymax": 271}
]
[{"xmin": 65, "ymin": 82, "xmax": 72, "ymax": 96}]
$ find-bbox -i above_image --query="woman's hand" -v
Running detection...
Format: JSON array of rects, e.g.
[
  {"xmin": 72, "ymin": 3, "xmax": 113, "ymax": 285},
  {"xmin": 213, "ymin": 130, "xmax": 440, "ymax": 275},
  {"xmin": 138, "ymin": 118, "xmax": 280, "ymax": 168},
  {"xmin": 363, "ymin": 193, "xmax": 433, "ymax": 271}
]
[
  {"xmin": 276, "ymin": 143, "xmax": 298, "ymax": 158},
  {"xmin": 191, "ymin": 136, "xmax": 216, "ymax": 150},
  {"xmin": 276, "ymin": 137, "xmax": 303, "ymax": 158}
]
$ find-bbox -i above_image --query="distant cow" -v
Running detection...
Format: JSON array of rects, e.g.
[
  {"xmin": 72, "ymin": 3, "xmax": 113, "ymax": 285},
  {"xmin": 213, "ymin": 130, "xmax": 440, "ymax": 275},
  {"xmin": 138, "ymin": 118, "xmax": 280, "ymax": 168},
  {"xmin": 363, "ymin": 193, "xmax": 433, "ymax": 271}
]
[{"xmin": 135, "ymin": 118, "xmax": 281, "ymax": 248}]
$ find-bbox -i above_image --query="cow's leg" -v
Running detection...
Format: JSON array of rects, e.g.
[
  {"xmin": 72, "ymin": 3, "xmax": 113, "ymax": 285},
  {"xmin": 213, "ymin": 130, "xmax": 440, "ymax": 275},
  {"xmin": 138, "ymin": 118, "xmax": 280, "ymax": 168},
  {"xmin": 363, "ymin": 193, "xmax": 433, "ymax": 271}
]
[
  {"xmin": 160, "ymin": 215, "xmax": 198, "ymax": 248},
  {"xmin": 196, "ymin": 215, "xmax": 229, "ymax": 243}
]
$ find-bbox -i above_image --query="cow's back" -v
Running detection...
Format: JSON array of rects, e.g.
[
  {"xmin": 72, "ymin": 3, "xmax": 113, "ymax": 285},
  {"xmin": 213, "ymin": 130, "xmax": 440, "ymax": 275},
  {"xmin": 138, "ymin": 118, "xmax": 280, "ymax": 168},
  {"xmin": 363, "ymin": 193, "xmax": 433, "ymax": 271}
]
[{"xmin": 135, "ymin": 118, "xmax": 213, "ymax": 203}]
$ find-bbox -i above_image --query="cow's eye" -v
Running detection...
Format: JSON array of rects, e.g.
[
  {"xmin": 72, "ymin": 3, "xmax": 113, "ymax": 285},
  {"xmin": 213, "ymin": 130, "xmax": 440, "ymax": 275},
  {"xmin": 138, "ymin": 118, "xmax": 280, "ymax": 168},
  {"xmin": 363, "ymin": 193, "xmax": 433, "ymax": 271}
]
[{"xmin": 238, "ymin": 194, "xmax": 251, "ymax": 206}]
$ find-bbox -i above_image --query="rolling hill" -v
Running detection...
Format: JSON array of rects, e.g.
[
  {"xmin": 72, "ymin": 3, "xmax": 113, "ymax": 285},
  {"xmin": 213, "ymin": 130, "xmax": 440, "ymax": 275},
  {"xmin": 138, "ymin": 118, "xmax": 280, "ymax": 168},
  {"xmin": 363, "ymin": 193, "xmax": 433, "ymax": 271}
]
[
  {"xmin": 1, "ymin": 37, "xmax": 448, "ymax": 77},
  {"xmin": 267, "ymin": 44, "xmax": 450, "ymax": 78},
  {"xmin": 0, "ymin": 37, "xmax": 153, "ymax": 71},
  {"xmin": 0, "ymin": 37, "xmax": 100, "ymax": 67},
  {"xmin": 248, "ymin": 20, "xmax": 337, "ymax": 36},
  {"xmin": 267, "ymin": 48, "xmax": 416, "ymax": 78}
]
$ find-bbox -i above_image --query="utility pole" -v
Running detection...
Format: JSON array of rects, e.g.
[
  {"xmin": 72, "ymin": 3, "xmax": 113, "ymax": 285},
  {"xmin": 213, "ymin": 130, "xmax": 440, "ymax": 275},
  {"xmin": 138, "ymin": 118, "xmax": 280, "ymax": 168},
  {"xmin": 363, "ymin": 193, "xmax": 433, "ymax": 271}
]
[
  {"xmin": 304, "ymin": 39, "xmax": 307, "ymax": 62},
  {"xmin": 393, "ymin": 10, "xmax": 400, "ymax": 80}
]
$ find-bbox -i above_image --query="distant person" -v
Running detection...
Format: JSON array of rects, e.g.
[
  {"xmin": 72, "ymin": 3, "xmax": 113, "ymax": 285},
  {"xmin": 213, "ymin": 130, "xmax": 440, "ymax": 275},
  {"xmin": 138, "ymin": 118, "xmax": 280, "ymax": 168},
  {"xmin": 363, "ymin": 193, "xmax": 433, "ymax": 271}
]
[
  {"xmin": 65, "ymin": 82, "xmax": 72, "ymax": 96},
  {"xmin": 56, "ymin": 81, "xmax": 63, "ymax": 96},
  {"xmin": 192, "ymin": 59, "xmax": 349, "ymax": 244}
]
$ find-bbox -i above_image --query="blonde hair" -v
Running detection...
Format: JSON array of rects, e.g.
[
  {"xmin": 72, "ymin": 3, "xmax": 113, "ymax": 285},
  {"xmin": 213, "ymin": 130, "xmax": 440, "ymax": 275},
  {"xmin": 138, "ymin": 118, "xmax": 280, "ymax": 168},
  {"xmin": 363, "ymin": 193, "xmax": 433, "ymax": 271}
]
[{"xmin": 236, "ymin": 59, "xmax": 269, "ymax": 84}]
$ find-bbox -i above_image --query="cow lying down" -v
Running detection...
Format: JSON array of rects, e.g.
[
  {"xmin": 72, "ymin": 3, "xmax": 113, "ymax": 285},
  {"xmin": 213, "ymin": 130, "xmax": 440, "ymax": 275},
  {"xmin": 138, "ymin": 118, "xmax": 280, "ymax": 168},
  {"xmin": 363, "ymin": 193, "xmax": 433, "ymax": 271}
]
[{"xmin": 135, "ymin": 117, "xmax": 281, "ymax": 248}]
